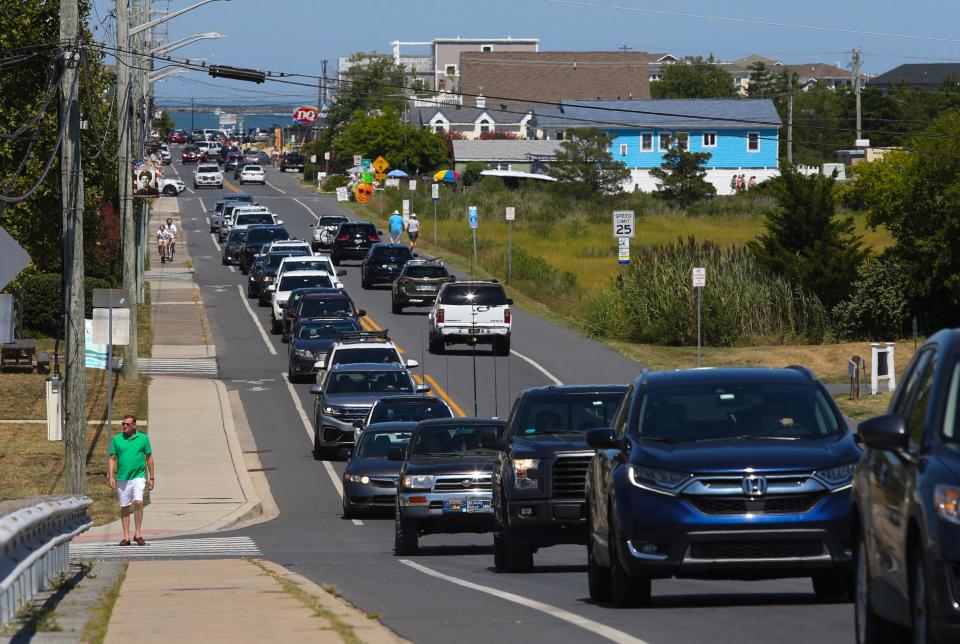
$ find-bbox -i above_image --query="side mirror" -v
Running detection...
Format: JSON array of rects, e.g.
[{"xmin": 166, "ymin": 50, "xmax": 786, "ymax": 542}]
[
  {"xmin": 416, "ymin": 384, "xmax": 431, "ymax": 394},
  {"xmin": 406, "ymin": 359, "xmax": 420, "ymax": 369},
  {"xmin": 337, "ymin": 447, "xmax": 353, "ymax": 460},
  {"xmin": 309, "ymin": 223, "xmax": 315, "ymax": 228},
  {"xmin": 448, "ymin": 275, "xmax": 456, "ymax": 282},
  {"xmin": 309, "ymin": 385, "xmax": 322, "ymax": 395},
  {"xmin": 479, "ymin": 427, "xmax": 505, "ymax": 450},
  {"xmin": 585, "ymin": 428, "xmax": 621, "ymax": 450},
  {"xmin": 506, "ymin": 299, "xmax": 514, "ymax": 305},
  {"xmin": 377, "ymin": 230, "xmax": 384, "ymax": 236},
  {"xmin": 277, "ymin": 219, "xmax": 284, "ymax": 225},
  {"xmin": 387, "ymin": 447, "xmax": 405, "ymax": 462},
  {"xmin": 336, "ymin": 270, "xmax": 347, "ymax": 277},
  {"xmin": 859, "ymin": 414, "xmax": 909, "ymax": 452},
  {"xmin": 356, "ymin": 309, "xmax": 366, "ymax": 317},
  {"xmin": 267, "ymin": 285, "xmax": 276, "ymax": 292}
]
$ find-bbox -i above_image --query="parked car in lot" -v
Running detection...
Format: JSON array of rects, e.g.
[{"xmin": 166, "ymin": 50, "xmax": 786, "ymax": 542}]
[
  {"xmin": 487, "ymin": 385, "xmax": 628, "ymax": 572},
  {"xmin": 342, "ymin": 423, "xmax": 417, "ymax": 518},
  {"xmin": 193, "ymin": 163, "xmax": 223, "ymax": 189},
  {"xmin": 360, "ymin": 243, "xmax": 414, "ymax": 289},
  {"xmin": 281, "ymin": 289, "xmax": 357, "ymax": 340},
  {"xmin": 269, "ymin": 271, "xmax": 336, "ymax": 334},
  {"xmin": 584, "ymin": 366, "xmax": 859, "ymax": 607},
  {"xmin": 287, "ymin": 317, "xmax": 360, "ymax": 383},
  {"xmin": 853, "ymin": 329, "xmax": 960, "ymax": 644},
  {"xmin": 181, "ymin": 145, "xmax": 200, "ymax": 164},
  {"xmin": 279, "ymin": 151, "xmax": 304, "ymax": 172},
  {"xmin": 391, "ymin": 418, "xmax": 507, "ymax": 555},
  {"xmin": 428, "ymin": 281, "xmax": 512, "ymax": 356},
  {"xmin": 310, "ymin": 215, "xmax": 350, "ymax": 252},
  {"xmin": 239, "ymin": 164, "xmax": 266, "ymax": 185},
  {"xmin": 311, "ymin": 363, "xmax": 428, "ymax": 459},
  {"xmin": 391, "ymin": 259, "xmax": 454, "ymax": 313},
  {"xmin": 330, "ymin": 221, "xmax": 380, "ymax": 265}
]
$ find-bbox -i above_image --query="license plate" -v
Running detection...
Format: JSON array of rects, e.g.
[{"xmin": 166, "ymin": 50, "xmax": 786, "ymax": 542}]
[
  {"xmin": 417, "ymin": 285, "xmax": 434, "ymax": 291},
  {"xmin": 470, "ymin": 327, "xmax": 491, "ymax": 334},
  {"xmin": 442, "ymin": 498, "xmax": 465, "ymax": 513},
  {"xmin": 442, "ymin": 498, "xmax": 490, "ymax": 513}
]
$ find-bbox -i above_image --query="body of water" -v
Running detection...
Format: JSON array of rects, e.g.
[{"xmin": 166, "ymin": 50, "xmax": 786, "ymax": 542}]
[{"xmin": 166, "ymin": 110, "xmax": 294, "ymax": 133}]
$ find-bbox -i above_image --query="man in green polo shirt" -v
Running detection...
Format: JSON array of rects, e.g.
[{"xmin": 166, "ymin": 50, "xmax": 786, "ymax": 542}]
[{"xmin": 108, "ymin": 414, "xmax": 155, "ymax": 546}]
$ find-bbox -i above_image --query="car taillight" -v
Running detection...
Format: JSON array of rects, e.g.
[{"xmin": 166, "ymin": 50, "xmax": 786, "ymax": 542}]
[
  {"xmin": 437, "ymin": 308, "xmax": 444, "ymax": 323},
  {"xmin": 369, "ymin": 235, "xmax": 379, "ymax": 242},
  {"xmin": 286, "ymin": 311, "xmax": 296, "ymax": 318},
  {"xmin": 337, "ymin": 234, "xmax": 349, "ymax": 241},
  {"xmin": 504, "ymin": 308, "xmax": 511, "ymax": 324},
  {"xmin": 397, "ymin": 278, "xmax": 407, "ymax": 287}
]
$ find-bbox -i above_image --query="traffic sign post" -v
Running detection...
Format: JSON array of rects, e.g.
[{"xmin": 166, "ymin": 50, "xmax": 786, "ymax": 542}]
[
  {"xmin": 692, "ymin": 267, "xmax": 706, "ymax": 367},
  {"xmin": 431, "ymin": 183, "xmax": 440, "ymax": 246},
  {"xmin": 469, "ymin": 206, "xmax": 478, "ymax": 277},
  {"xmin": 372, "ymin": 156, "xmax": 390, "ymax": 174},
  {"xmin": 93, "ymin": 288, "xmax": 130, "ymax": 440},
  {"xmin": 618, "ymin": 237, "xmax": 630, "ymax": 265},
  {"xmin": 613, "ymin": 210, "xmax": 635, "ymax": 238},
  {"xmin": 506, "ymin": 207, "xmax": 515, "ymax": 283}
]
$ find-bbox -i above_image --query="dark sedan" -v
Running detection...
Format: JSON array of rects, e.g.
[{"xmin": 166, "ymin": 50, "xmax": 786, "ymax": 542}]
[
  {"xmin": 221, "ymin": 229, "xmax": 246, "ymax": 265},
  {"xmin": 287, "ymin": 317, "xmax": 360, "ymax": 383},
  {"xmin": 361, "ymin": 243, "xmax": 414, "ymax": 289},
  {"xmin": 342, "ymin": 423, "xmax": 416, "ymax": 518},
  {"xmin": 238, "ymin": 226, "xmax": 290, "ymax": 274}
]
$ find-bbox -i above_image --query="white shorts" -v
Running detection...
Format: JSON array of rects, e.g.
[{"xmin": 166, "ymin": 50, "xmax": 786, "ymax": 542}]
[{"xmin": 117, "ymin": 478, "xmax": 146, "ymax": 507}]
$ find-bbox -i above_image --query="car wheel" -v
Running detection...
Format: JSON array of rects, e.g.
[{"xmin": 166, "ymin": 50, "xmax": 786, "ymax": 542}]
[
  {"xmin": 587, "ymin": 507, "xmax": 611, "ymax": 603},
  {"xmin": 812, "ymin": 571, "xmax": 853, "ymax": 599},
  {"xmin": 609, "ymin": 511, "xmax": 651, "ymax": 608},
  {"xmin": 493, "ymin": 532, "xmax": 507, "ymax": 571},
  {"xmin": 163, "ymin": 186, "xmax": 177, "ymax": 196},
  {"xmin": 502, "ymin": 527, "xmax": 533, "ymax": 573},
  {"xmin": 854, "ymin": 531, "xmax": 898, "ymax": 644},
  {"xmin": 495, "ymin": 335, "xmax": 511, "ymax": 356},
  {"xmin": 391, "ymin": 300, "xmax": 403, "ymax": 315},
  {"xmin": 342, "ymin": 497, "xmax": 355, "ymax": 520},
  {"xmin": 312, "ymin": 429, "xmax": 323, "ymax": 460},
  {"xmin": 394, "ymin": 499, "xmax": 419, "ymax": 556},
  {"xmin": 221, "ymin": 256, "xmax": 228, "ymax": 266},
  {"xmin": 247, "ymin": 284, "xmax": 256, "ymax": 298},
  {"xmin": 258, "ymin": 296, "xmax": 268, "ymax": 308},
  {"xmin": 910, "ymin": 543, "xmax": 931, "ymax": 644},
  {"xmin": 429, "ymin": 333, "xmax": 444, "ymax": 355},
  {"xmin": 270, "ymin": 317, "xmax": 281, "ymax": 334}
]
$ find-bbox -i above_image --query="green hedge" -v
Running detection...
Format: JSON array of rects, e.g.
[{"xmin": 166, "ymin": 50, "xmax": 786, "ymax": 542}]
[{"xmin": 16, "ymin": 272, "xmax": 114, "ymax": 337}]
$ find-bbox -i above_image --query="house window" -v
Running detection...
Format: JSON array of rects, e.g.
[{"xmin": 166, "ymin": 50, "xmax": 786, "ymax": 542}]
[
  {"xmin": 434, "ymin": 124, "xmax": 445, "ymax": 133},
  {"xmin": 649, "ymin": 73, "xmax": 662, "ymax": 82},
  {"xmin": 674, "ymin": 132, "xmax": 689, "ymax": 150},
  {"xmin": 619, "ymin": 143, "xmax": 628, "ymax": 156},
  {"xmin": 747, "ymin": 132, "xmax": 760, "ymax": 152},
  {"xmin": 481, "ymin": 45, "xmax": 493, "ymax": 52},
  {"xmin": 495, "ymin": 162, "xmax": 511, "ymax": 171},
  {"xmin": 702, "ymin": 132, "xmax": 717, "ymax": 147},
  {"xmin": 479, "ymin": 119, "xmax": 492, "ymax": 133},
  {"xmin": 641, "ymin": 132, "xmax": 653, "ymax": 151},
  {"xmin": 555, "ymin": 131, "xmax": 565, "ymax": 141},
  {"xmin": 658, "ymin": 131, "xmax": 671, "ymax": 151},
  {"xmin": 445, "ymin": 64, "xmax": 457, "ymax": 77}
]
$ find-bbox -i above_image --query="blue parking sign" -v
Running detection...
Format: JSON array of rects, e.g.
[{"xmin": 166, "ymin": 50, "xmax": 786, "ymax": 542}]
[{"xmin": 469, "ymin": 206, "xmax": 478, "ymax": 229}]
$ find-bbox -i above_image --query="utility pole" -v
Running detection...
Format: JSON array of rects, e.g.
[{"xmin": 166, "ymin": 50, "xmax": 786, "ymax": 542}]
[
  {"xmin": 190, "ymin": 96, "xmax": 195, "ymax": 131},
  {"xmin": 852, "ymin": 48, "xmax": 862, "ymax": 142},
  {"xmin": 787, "ymin": 92, "xmax": 793, "ymax": 165},
  {"xmin": 60, "ymin": 0, "xmax": 86, "ymax": 494},
  {"xmin": 118, "ymin": 0, "xmax": 138, "ymax": 380}
]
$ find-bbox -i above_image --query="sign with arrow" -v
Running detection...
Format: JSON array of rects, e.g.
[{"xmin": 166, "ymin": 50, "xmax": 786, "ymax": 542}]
[
  {"xmin": 372, "ymin": 156, "xmax": 390, "ymax": 174},
  {"xmin": 0, "ymin": 225, "xmax": 30, "ymax": 291}
]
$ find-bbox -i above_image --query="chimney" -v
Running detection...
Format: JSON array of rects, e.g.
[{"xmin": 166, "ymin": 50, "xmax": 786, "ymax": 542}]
[{"xmin": 476, "ymin": 86, "xmax": 486, "ymax": 109}]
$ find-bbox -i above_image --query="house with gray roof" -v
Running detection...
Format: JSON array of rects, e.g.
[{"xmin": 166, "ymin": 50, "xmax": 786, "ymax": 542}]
[
  {"xmin": 451, "ymin": 139, "xmax": 561, "ymax": 174},
  {"xmin": 410, "ymin": 96, "xmax": 534, "ymax": 139},
  {"xmin": 868, "ymin": 63, "xmax": 960, "ymax": 91},
  {"xmin": 532, "ymin": 99, "xmax": 782, "ymax": 194}
]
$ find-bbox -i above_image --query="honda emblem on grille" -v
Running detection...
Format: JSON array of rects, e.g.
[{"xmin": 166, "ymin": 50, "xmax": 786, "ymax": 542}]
[{"xmin": 741, "ymin": 475, "xmax": 768, "ymax": 496}]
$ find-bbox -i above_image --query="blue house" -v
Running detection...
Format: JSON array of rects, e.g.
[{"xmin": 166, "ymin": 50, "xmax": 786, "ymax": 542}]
[{"xmin": 531, "ymin": 99, "xmax": 782, "ymax": 194}]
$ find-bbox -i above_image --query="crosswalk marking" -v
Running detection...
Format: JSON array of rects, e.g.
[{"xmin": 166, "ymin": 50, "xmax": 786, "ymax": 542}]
[
  {"xmin": 137, "ymin": 357, "xmax": 219, "ymax": 376},
  {"xmin": 72, "ymin": 536, "xmax": 259, "ymax": 559}
]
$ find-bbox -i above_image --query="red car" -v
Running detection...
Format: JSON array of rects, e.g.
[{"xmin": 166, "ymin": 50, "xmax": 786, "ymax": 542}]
[
  {"xmin": 180, "ymin": 146, "xmax": 200, "ymax": 164},
  {"xmin": 167, "ymin": 131, "xmax": 187, "ymax": 144}
]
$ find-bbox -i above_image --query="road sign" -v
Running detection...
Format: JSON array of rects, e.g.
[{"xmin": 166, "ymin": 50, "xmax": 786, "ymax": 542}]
[
  {"xmin": 325, "ymin": 151, "xmax": 331, "ymax": 161},
  {"xmin": 353, "ymin": 154, "xmax": 362, "ymax": 167},
  {"xmin": 431, "ymin": 183, "xmax": 439, "ymax": 200},
  {"xmin": 505, "ymin": 207, "xmax": 515, "ymax": 221},
  {"xmin": 292, "ymin": 105, "xmax": 319, "ymax": 124},
  {"xmin": 372, "ymin": 156, "xmax": 390, "ymax": 174},
  {"xmin": 613, "ymin": 210, "xmax": 635, "ymax": 238},
  {"xmin": 618, "ymin": 237, "xmax": 630, "ymax": 264},
  {"xmin": 360, "ymin": 158, "xmax": 371, "ymax": 171},
  {"xmin": 402, "ymin": 199, "xmax": 410, "ymax": 217},
  {"xmin": 408, "ymin": 179, "xmax": 417, "ymax": 191},
  {"xmin": 92, "ymin": 308, "xmax": 130, "ymax": 345},
  {"xmin": 92, "ymin": 288, "xmax": 130, "ymax": 309},
  {"xmin": 692, "ymin": 267, "xmax": 706, "ymax": 288},
  {"xmin": 374, "ymin": 172, "xmax": 387, "ymax": 181},
  {"xmin": 336, "ymin": 187, "xmax": 349, "ymax": 202},
  {"xmin": 469, "ymin": 206, "xmax": 478, "ymax": 229},
  {"xmin": 0, "ymin": 225, "xmax": 30, "ymax": 290}
]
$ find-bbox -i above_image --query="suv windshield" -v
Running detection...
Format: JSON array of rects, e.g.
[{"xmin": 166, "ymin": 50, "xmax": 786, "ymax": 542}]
[
  {"xmin": 198, "ymin": 165, "xmax": 219, "ymax": 173},
  {"xmin": 405, "ymin": 266, "xmax": 448, "ymax": 279},
  {"xmin": 634, "ymin": 383, "xmax": 842, "ymax": 442},
  {"xmin": 267, "ymin": 252, "xmax": 305, "ymax": 268},
  {"xmin": 281, "ymin": 259, "xmax": 330, "ymax": 274},
  {"xmin": 356, "ymin": 430, "xmax": 413, "ymax": 458},
  {"xmin": 331, "ymin": 347, "xmax": 400, "ymax": 366},
  {"xmin": 370, "ymin": 400, "xmax": 452, "ymax": 424},
  {"xmin": 411, "ymin": 424, "xmax": 498, "ymax": 456},
  {"xmin": 227, "ymin": 230, "xmax": 245, "ymax": 243},
  {"xmin": 517, "ymin": 392, "xmax": 626, "ymax": 435},
  {"xmin": 299, "ymin": 297, "xmax": 352, "ymax": 317},
  {"xmin": 297, "ymin": 319, "xmax": 358, "ymax": 340},
  {"xmin": 280, "ymin": 274, "xmax": 332, "ymax": 291},
  {"xmin": 440, "ymin": 284, "xmax": 507, "ymax": 306},
  {"xmin": 319, "ymin": 217, "xmax": 347, "ymax": 226},
  {"xmin": 326, "ymin": 371, "xmax": 413, "ymax": 395},
  {"xmin": 246, "ymin": 228, "xmax": 288, "ymax": 244}
]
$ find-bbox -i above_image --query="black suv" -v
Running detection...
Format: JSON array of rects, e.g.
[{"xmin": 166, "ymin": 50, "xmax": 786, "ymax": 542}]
[
  {"xmin": 238, "ymin": 226, "xmax": 290, "ymax": 273},
  {"xmin": 391, "ymin": 259, "xmax": 453, "ymax": 313},
  {"xmin": 248, "ymin": 249, "xmax": 308, "ymax": 300},
  {"xmin": 280, "ymin": 151, "xmax": 304, "ymax": 172},
  {"xmin": 361, "ymin": 243, "xmax": 414, "ymax": 289},
  {"xmin": 487, "ymin": 385, "xmax": 628, "ymax": 572},
  {"xmin": 331, "ymin": 221, "xmax": 380, "ymax": 265},
  {"xmin": 853, "ymin": 329, "xmax": 960, "ymax": 644},
  {"xmin": 585, "ymin": 367, "xmax": 859, "ymax": 607}
]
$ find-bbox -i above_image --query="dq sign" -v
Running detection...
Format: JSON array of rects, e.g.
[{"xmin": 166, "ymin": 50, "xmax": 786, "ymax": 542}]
[{"xmin": 292, "ymin": 105, "xmax": 319, "ymax": 125}]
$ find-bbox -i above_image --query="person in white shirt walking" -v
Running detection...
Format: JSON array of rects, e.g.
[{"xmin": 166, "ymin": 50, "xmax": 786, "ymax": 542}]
[{"xmin": 406, "ymin": 213, "xmax": 420, "ymax": 251}]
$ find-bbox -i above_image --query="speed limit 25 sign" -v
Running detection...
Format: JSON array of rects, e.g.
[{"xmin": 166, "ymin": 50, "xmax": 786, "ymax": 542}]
[{"xmin": 613, "ymin": 210, "xmax": 635, "ymax": 238}]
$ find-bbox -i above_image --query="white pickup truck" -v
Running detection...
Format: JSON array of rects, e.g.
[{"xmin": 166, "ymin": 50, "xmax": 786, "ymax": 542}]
[{"xmin": 427, "ymin": 280, "xmax": 512, "ymax": 356}]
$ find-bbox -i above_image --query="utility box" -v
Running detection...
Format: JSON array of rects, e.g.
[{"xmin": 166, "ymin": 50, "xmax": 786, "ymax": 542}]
[
  {"xmin": 871, "ymin": 342, "xmax": 897, "ymax": 395},
  {"xmin": 0, "ymin": 294, "xmax": 13, "ymax": 343},
  {"xmin": 46, "ymin": 374, "xmax": 62, "ymax": 441}
]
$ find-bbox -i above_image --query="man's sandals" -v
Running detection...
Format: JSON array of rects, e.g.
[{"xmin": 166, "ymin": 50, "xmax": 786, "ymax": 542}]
[{"xmin": 118, "ymin": 537, "xmax": 146, "ymax": 546}]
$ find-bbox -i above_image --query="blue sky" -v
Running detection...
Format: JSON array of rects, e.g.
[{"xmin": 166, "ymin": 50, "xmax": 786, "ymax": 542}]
[{"xmin": 91, "ymin": 0, "xmax": 960, "ymax": 104}]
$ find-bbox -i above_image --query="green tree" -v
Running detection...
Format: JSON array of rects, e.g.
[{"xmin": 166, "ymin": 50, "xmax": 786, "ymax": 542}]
[
  {"xmin": 650, "ymin": 56, "xmax": 737, "ymax": 99},
  {"xmin": 331, "ymin": 110, "xmax": 448, "ymax": 174},
  {"xmin": 747, "ymin": 61, "xmax": 776, "ymax": 97},
  {"xmin": 551, "ymin": 128, "xmax": 630, "ymax": 196},
  {"xmin": 749, "ymin": 168, "xmax": 867, "ymax": 309},
  {"xmin": 156, "ymin": 110, "xmax": 176, "ymax": 138},
  {"xmin": 649, "ymin": 138, "xmax": 716, "ymax": 207}
]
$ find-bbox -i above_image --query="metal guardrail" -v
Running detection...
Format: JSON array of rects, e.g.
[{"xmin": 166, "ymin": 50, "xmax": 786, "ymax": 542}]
[{"xmin": 0, "ymin": 496, "xmax": 93, "ymax": 626}]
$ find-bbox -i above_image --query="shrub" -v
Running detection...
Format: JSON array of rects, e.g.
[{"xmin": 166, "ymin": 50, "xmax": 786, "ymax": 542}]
[
  {"xmin": 322, "ymin": 174, "xmax": 350, "ymax": 192},
  {"xmin": 462, "ymin": 161, "xmax": 487, "ymax": 187},
  {"xmin": 16, "ymin": 272, "xmax": 114, "ymax": 337},
  {"xmin": 487, "ymin": 247, "xmax": 578, "ymax": 296},
  {"xmin": 832, "ymin": 258, "xmax": 909, "ymax": 340}
]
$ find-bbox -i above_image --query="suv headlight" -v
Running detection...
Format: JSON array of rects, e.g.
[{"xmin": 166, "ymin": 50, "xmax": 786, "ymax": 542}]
[
  {"xmin": 628, "ymin": 465, "xmax": 690, "ymax": 495},
  {"xmin": 935, "ymin": 484, "xmax": 960, "ymax": 524},
  {"xmin": 294, "ymin": 348, "xmax": 314, "ymax": 359},
  {"xmin": 816, "ymin": 463, "xmax": 857, "ymax": 489},
  {"xmin": 344, "ymin": 474, "xmax": 370, "ymax": 485},
  {"xmin": 323, "ymin": 405, "xmax": 345, "ymax": 416},
  {"xmin": 403, "ymin": 474, "xmax": 435, "ymax": 491},
  {"xmin": 512, "ymin": 458, "xmax": 540, "ymax": 489}
]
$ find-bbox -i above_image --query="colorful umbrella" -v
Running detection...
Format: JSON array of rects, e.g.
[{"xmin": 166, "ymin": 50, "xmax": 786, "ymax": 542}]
[
  {"xmin": 433, "ymin": 169, "xmax": 459, "ymax": 183},
  {"xmin": 387, "ymin": 169, "xmax": 409, "ymax": 178}
]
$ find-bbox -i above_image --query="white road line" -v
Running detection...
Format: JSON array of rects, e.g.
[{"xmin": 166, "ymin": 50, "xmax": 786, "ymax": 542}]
[
  {"xmin": 210, "ymin": 233, "xmax": 221, "ymax": 251},
  {"xmin": 198, "ymin": 197, "xmax": 206, "ymax": 212},
  {"xmin": 399, "ymin": 560, "xmax": 647, "ymax": 644},
  {"xmin": 265, "ymin": 180, "xmax": 286, "ymax": 194},
  {"xmin": 228, "ymin": 265, "xmax": 236, "ymax": 273},
  {"xmin": 292, "ymin": 197, "xmax": 319, "ymax": 221},
  {"xmin": 279, "ymin": 371, "xmax": 363, "ymax": 526},
  {"xmin": 510, "ymin": 349, "xmax": 563, "ymax": 386},
  {"xmin": 237, "ymin": 285, "xmax": 277, "ymax": 355}
]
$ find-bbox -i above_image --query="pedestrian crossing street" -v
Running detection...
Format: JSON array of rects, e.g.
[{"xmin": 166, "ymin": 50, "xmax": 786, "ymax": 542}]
[
  {"xmin": 137, "ymin": 357, "xmax": 219, "ymax": 376},
  {"xmin": 72, "ymin": 536, "xmax": 259, "ymax": 559}
]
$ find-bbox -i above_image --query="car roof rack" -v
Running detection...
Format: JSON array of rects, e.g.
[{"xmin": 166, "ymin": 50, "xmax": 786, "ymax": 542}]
[
  {"xmin": 335, "ymin": 330, "xmax": 390, "ymax": 342},
  {"xmin": 785, "ymin": 364, "xmax": 817, "ymax": 381}
]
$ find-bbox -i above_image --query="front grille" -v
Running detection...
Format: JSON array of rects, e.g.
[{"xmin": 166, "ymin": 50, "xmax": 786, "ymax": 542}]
[
  {"xmin": 369, "ymin": 477, "xmax": 398, "ymax": 489},
  {"xmin": 685, "ymin": 493, "xmax": 823, "ymax": 515},
  {"xmin": 321, "ymin": 426, "xmax": 352, "ymax": 444},
  {"xmin": 349, "ymin": 495, "xmax": 395, "ymax": 505},
  {"xmin": 552, "ymin": 456, "xmax": 592, "ymax": 498},
  {"xmin": 689, "ymin": 540, "xmax": 824, "ymax": 560},
  {"xmin": 434, "ymin": 476, "xmax": 491, "ymax": 492},
  {"xmin": 330, "ymin": 407, "xmax": 368, "ymax": 420}
]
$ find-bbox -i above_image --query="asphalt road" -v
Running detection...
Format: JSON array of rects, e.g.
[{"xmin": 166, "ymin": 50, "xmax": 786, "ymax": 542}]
[{"xmin": 167, "ymin": 154, "xmax": 855, "ymax": 644}]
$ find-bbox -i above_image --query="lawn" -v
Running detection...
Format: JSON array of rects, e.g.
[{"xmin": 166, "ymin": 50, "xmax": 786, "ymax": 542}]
[
  {"xmin": 0, "ymin": 369, "xmax": 149, "ymax": 422},
  {"xmin": 834, "ymin": 392, "xmax": 892, "ymax": 421}
]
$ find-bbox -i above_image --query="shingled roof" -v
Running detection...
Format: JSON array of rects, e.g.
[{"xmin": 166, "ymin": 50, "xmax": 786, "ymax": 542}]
[
  {"xmin": 458, "ymin": 51, "xmax": 660, "ymax": 107},
  {"xmin": 532, "ymin": 99, "xmax": 782, "ymax": 130},
  {"xmin": 869, "ymin": 63, "xmax": 960, "ymax": 89}
]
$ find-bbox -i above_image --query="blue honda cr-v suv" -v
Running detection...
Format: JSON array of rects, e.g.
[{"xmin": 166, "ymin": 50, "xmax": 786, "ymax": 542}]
[{"xmin": 585, "ymin": 366, "xmax": 860, "ymax": 607}]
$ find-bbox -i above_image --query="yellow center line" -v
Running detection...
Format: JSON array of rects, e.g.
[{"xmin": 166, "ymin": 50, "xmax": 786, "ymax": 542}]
[{"xmin": 221, "ymin": 177, "xmax": 242, "ymax": 193}]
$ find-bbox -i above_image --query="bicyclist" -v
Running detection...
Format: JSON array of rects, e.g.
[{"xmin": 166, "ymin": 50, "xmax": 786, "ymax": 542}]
[
  {"xmin": 156, "ymin": 224, "xmax": 171, "ymax": 262},
  {"xmin": 165, "ymin": 217, "xmax": 178, "ymax": 257}
]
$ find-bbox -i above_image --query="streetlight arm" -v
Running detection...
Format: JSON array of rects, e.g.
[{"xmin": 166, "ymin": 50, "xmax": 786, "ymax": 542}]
[
  {"xmin": 153, "ymin": 32, "xmax": 224, "ymax": 56},
  {"xmin": 129, "ymin": 0, "xmax": 226, "ymax": 37}
]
